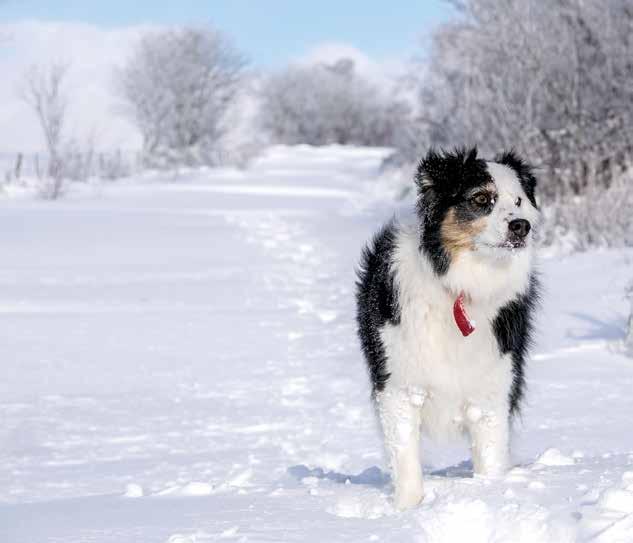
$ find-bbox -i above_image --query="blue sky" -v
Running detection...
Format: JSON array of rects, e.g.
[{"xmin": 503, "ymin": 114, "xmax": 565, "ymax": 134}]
[{"xmin": 0, "ymin": 0, "xmax": 453, "ymax": 66}]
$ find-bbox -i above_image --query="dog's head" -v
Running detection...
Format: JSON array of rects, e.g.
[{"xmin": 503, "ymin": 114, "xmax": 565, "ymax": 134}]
[{"xmin": 415, "ymin": 147, "xmax": 539, "ymax": 276}]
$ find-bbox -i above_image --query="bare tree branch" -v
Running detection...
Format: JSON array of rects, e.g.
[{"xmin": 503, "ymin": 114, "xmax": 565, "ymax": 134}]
[{"xmin": 19, "ymin": 62, "xmax": 71, "ymax": 198}]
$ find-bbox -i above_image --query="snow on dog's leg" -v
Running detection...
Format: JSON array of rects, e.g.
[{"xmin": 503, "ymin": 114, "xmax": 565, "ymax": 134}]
[
  {"xmin": 466, "ymin": 404, "xmax": 510, "ymax": 477},
  {"xmin": 376, "ymin": 386, "xmax": 424, "ymax": 509}
]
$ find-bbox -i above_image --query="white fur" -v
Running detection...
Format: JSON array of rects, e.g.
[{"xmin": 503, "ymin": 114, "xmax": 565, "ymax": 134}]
[
  {"xmin": 375, "ymin": 164, "xmax": 538, "ymax": 510},
  {"xmin": 475, "ymin": 162, "xmax": 541, "ymax": 256}
]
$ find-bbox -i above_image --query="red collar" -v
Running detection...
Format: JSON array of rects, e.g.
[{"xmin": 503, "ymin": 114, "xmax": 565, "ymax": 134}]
[{"xmin": 453, "ymin": 292, "xmax": 476, "ymax": 337}]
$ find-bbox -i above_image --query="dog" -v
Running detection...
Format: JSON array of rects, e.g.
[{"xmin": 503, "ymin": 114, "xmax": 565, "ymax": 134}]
[{"xmin": 356, "ymin": 147, "xmax": 540, "ymax": 509}]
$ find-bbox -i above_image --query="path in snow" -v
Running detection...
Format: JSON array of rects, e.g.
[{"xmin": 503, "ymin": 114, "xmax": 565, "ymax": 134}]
[{"xmin": 2, "ymin": 146, "xmax": 633, "ymax": 542}]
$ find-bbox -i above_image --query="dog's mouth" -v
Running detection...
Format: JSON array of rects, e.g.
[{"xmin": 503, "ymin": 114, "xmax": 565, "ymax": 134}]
[
  {"xmin": 481, "ymin": 238, "xmax": 527, "ymax": 251},
  {"xmin": 501, "ymin": 238, "xmax": 527, "ymax": 250}
]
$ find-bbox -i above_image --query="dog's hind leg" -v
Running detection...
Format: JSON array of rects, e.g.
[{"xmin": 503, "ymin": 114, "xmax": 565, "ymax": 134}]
[{"xmin": 376, "ymin": 386, "xmax": 424, "ymax": 509}]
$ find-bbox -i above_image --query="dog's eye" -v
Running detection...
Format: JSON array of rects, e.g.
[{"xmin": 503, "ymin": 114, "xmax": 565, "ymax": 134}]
[{"xmin": 472, "ymin": 193, "xmax": 490, "ymax": 206}]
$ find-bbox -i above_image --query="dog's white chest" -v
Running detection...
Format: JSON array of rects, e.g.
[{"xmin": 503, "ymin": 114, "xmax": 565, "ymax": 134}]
[
  {"xmin": 381, "ymin": 295, "xmax": 511, "ymax": 435},
  {"xmin": 379, "ymin": 227, "xmax": 520, "ymax": 438}
]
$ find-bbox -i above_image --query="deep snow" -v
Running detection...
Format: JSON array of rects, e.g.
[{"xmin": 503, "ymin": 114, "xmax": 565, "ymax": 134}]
[{"xmin": 2, "ymin": 145, "xmax": 633, "ymax": 542}]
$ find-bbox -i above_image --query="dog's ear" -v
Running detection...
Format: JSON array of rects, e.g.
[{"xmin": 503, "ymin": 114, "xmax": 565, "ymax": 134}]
[
  {"xmin": 415, "ymin": 147, "xmax": 479, "ymax": 199},
  {"xmin": 495, "ymin": 150, "xmax": 538, "ymax": 207}
]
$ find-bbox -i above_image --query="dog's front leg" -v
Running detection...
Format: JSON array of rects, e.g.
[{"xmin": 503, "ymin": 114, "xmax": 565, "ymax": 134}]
[
  {"xmin": 466, "ymin": 404, "xmax": 510, "ymax": 477},
  {"xmin": 376, "ymin": 386, "xmax": 424, "ymax": 509}
]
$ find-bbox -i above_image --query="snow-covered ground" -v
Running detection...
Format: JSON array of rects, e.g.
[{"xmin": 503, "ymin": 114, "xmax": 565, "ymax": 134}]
[{"xmin": 2, "ymin": 146, "xmax": 633, "ymax": 542}]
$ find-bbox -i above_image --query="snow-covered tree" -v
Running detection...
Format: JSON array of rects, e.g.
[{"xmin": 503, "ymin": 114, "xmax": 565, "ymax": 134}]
[
  {"xmin": 259, "ymin": 59, "xmax": 410, "ymax": 147},
  {"xmin": 406, "ymin": 0, "xmax": 633, "ymax": 201},
  {"xmin": 19, "ymin": 62, "xmax": 70, "ymax": 199},
  {"xmin": 398, "ymin": 0, "xmax": 633, "ymax": 248},
  {"xmin": 116, "ymin": 26, "xmax": 247, "ymax": 167}
]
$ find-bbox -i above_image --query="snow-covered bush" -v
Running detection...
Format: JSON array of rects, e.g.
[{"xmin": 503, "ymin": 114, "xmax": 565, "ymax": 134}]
[
  {"xmin": 116, "ymin": 26, "xmax": 247, "ymax": 168},
  {"xmin": 403, "ymin": 0, "xmax": 633, "ymax": 202},
  {"xmin": 58, "ymin": 137, "xmax": 96, "ymax": 182},
  {"xmin": 259, "ymin": 58, "xmax": 410, "ymax": 147},
  {"xmin": 539, "ymin": 170, "xmax": 633, "ymax": 251},
  {"xmin": 97, "ymin": 150, "xmax": 135, "ymax": 181},
  {"xmin": 58, "ymin": 143, "xmax": 135, "ymax": 182}
]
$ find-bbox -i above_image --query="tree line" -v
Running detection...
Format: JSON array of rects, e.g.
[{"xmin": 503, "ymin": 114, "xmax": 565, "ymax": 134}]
[{"xmin": 16, "ymin": 0, "xmax": 633, "ymax": 245}]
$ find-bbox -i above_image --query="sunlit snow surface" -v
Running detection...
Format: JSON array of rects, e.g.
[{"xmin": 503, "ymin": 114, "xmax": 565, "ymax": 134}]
[{"xmin": 2, "ymin": 145, "xmax": 633, "ymax": 542}]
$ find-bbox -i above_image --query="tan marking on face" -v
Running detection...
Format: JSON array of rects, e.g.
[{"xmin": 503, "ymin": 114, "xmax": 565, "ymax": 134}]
[{"xmin": 441, "ymin": 208, "xmax": 487, "ymax": 259}]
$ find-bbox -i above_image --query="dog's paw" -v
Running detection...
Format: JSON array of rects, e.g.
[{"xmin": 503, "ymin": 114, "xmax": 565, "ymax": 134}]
[
  {"xmin": 394, "ymin": 484, "xmax": 424, "ymax": 510},
  {"xmin": 473, "ymin": 456, "xmax": 509, "ymax": 479}
]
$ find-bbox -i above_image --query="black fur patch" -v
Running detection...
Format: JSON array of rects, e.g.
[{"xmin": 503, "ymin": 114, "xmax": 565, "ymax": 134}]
[
  {"xmin": 495, "ymin": 150, "xmax": 538, "ymax": 207},
  {"xmin": 355, "ymin": 220, "xmax": 400, "ymax": 392},
  {"xmin": 492, "ymin": 274, "xmax": 541, "ymax": 414},
  {"xmin": 415, "ymin": 147, "xmax": 493, "ymax": 276}
]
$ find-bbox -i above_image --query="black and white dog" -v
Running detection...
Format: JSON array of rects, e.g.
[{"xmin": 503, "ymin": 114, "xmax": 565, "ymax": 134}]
[{"xmin": 356, "ymin": 147, "xmax": 540, "ymax": 509}]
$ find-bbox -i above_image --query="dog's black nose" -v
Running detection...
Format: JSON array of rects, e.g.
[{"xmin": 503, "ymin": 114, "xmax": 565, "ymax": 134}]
[{"xmin": 508, "ymin": 219, "xmax": 531, "ymax": 238}]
